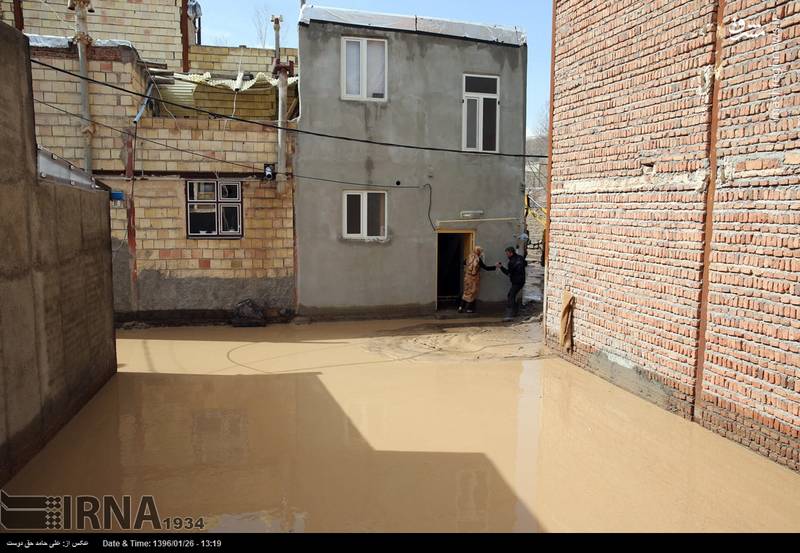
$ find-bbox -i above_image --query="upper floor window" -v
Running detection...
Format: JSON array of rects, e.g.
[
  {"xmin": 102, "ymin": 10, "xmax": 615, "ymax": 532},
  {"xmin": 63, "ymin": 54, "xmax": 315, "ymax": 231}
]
[
  {"xmin": 341, "ymin": 37, "xmax": 387, "ymax": 101},
  {"xmin": 186, "ymin": 180, "xmax": 243, "ymax": 238},
  {"xmin": 462, "ymin": 75, "xmax": 499, "ymax": 152}
]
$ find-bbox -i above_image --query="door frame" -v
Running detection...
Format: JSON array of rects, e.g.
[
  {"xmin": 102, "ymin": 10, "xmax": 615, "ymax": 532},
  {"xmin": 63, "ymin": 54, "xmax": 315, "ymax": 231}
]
[{"xmin": 435, "ymin": 229, "xmax": 476, "ymax": 310}]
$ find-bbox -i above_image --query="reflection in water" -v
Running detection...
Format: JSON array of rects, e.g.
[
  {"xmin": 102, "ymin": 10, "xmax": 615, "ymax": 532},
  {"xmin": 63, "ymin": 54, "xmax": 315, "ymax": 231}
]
[
  {"xmin": 5, "ymin": 321, "xmax": 800, "ymax": 532},
  {"xmin": 6, "ymin": 370, "xmax": 535, "ymax": 532}
]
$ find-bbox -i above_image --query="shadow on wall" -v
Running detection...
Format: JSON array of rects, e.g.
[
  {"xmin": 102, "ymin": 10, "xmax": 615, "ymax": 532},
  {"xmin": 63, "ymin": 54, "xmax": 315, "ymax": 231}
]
[
  {"xmin": 0, "ymin": 23, "xmax": 116, "ymax": 486},
  {"xmin": 4, "ymin": 372, "xmax": 541, "ymax": 532}
]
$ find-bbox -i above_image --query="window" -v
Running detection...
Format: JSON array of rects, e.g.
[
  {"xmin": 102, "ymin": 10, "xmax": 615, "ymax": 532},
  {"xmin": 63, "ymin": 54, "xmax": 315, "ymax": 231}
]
[
  {"xmin": 343, "ymin": 191, "xmax": 387, "ymax": 240},
  {"xmin": 186, "ymin": 180, "xmax": 243, "ymax": 238},
  {"xmin": 462, "ymin": 74, "xmax": 499, "ymax": 152},
  {"xmin": 341, "ymin": 37, "xmax": 387, "ymax": 101}
]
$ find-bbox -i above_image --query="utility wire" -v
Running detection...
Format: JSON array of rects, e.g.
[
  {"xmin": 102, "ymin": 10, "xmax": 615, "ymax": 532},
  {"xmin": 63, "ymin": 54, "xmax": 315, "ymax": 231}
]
[
  {"xmin": 31, "ymin": 58, "xmax": 548, "ymax": 160},
  {"xmin": 34, "ymin": 98, "xmax": 260, "ymax": 172},
  {"xmin": 34, "ymin": 98, "xmax": 428, "ymax": 193}
]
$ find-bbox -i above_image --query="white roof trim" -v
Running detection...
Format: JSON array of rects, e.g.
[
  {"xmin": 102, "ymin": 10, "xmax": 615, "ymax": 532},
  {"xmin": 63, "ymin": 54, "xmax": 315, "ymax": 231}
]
[
  {"xmin": 299, "ymin": 5, "xmax": 526, "ymax": 46},
  {"xmin": 26, "ymin": 33, "xmax": 135, "ymax": 49}
]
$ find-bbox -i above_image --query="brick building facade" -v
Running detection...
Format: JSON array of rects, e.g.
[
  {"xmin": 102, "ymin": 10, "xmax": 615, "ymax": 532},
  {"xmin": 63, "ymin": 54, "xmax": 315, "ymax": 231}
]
[
  {"xmin": 547, "ymin": 0, "xmax": 799, "ymax": 470},
  {"xmin": 7, "ymin": 1, "xmax": 299, "ymax": 321}
]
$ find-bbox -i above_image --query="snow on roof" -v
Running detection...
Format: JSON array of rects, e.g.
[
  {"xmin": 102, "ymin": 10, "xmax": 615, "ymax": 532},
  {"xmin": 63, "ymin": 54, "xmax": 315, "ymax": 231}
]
[
  {"xmin": 26, "ymin": 33, "xmax": 135, "ymax": 50},
  {"xmin": 299, "ymin": 5, "xmax": 526, "ymax": 46}
]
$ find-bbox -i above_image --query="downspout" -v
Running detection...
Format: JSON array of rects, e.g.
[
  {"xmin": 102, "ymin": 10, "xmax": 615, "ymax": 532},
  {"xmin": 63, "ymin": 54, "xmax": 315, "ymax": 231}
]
[
  {"xmin": 72, "ymin": 0, "xmax": 94, "ymax": 175},
  {"xmin": 693, "ymin": 0, "xmax": 726, "ymax": 422},
  {"xmin": 272, "ymin": 14, "xmax": 289, "ymax": 196}
]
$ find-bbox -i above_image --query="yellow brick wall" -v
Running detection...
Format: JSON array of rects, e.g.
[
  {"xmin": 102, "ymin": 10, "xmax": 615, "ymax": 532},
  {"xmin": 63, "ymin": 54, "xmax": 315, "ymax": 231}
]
[
  {"xmin": 11, "ymin": 0, "xmax": 183, "ymax": 69},
  {"xmin": 0, "ymin": 1, "xmax": 14, "ymax": 25},
  {"xmin": 189, "ymin": 44, "xmax": 299, "ymax": 74},
  {"xmin": 133, "ymin": 117, "xmax": 289, "ymax": 173},
  {"xmin": 31, "ymin": 54, "xmax": 142, "ymax": 169},
  {"xmin": 30, "ymin": 50, "xmax": 287, "ymax": 173},
  {"xmin": 108, "ymin": 177, "xmax": 294, "ymax": 280}
]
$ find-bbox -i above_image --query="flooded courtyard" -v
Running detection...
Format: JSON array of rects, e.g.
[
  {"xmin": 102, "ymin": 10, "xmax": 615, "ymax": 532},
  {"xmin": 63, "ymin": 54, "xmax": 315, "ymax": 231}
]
[{"xmin": 5, "ymin": 319, "xmax": 800, "ymax": 532}]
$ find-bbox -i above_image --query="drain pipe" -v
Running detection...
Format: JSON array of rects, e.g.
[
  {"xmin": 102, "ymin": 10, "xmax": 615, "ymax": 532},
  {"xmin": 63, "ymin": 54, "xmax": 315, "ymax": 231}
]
[
  {"xmin": 272, "ymin": 14, "xmax": 288, "ymax": 195},
  {"xmin": 70, "ymin": 0, "xmax": 95, "ymax": 174}
]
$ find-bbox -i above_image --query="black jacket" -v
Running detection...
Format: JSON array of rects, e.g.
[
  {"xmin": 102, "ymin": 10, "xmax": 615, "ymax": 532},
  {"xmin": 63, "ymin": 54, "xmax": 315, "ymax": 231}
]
[{"xmin": 500, "ymin": 253, "xmax": 527, "ymax": 286}]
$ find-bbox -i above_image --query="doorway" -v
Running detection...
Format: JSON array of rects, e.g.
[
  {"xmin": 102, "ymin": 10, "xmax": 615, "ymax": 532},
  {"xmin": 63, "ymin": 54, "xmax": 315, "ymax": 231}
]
[{"xmin": 436, "ymin": 231, "xmax": 474, "ymax": 310}]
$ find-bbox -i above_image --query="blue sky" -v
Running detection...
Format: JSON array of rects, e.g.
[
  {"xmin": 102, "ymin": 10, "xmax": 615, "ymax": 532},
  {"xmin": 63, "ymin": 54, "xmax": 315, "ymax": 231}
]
[{"xmin": 199, "ymin": 0, "xmax": 552, "ymax": 135}]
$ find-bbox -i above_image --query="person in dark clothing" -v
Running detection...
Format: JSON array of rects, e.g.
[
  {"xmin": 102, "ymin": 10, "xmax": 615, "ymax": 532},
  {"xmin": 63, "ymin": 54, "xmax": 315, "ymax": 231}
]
[{"xmin": 496, "ymin": 246, "xmax": 527, "ymax": 321}]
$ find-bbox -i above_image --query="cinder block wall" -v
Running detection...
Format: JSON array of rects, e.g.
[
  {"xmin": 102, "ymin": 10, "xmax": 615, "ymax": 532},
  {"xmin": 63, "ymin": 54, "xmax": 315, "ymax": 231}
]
[
  {"xmin": 0, "ymin": 24, "xmax": 115, "ymax": 485},
  {"xmin": 188, "ymin": 45, "xmax": 299, "ymax": 74},
  {"xmin": 1, "ymin": 0, "xmax": 184, "ymax": 68},
  {"xmin": 548, "ymin": 0, "xmax": 799, "ymax": 470},
  {"xmin": 107, "ymin": 177, "xmax": 295, "ymax": 320},
  {"xmin": 30, "ymin": 47, "xmax": 146, "ymax": 171}
]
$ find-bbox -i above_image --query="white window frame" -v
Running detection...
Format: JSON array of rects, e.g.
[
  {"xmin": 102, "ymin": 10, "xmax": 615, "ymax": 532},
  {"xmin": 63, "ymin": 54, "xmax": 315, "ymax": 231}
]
[
  {"xmin": 462, "ymin": 74, "xmax": 500, "ymax": 153},
  {"xmin": 341, "ymin": 37, "xmax": 388, "ymax": 102},
  {"xmin": 186, "ymin": 180, "xmax": 243, "ymax": 238},
  {"xmin": 342, "ymin": 190, "xmax": 388, "ymax": 240}
]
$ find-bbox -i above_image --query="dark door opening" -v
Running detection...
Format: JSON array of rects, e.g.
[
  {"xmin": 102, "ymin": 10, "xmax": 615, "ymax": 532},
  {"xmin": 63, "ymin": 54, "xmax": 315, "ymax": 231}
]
[{"xmin": 437, "ymin": 232, "xmax": 471, "ymax": 310}]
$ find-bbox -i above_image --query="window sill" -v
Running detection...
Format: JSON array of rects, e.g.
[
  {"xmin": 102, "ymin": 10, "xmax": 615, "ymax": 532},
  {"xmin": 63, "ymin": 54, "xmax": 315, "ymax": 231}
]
[
  {"xmin": 187, "ymin": 235, "xmax": 244, "ymax": 240},
  {"xmin": 339, "ymin": 235, "xmax": 391, "ymax": 245},
  {"xmin": 340, "ymin": 96, "xmax": 388, "ymax": 103}
]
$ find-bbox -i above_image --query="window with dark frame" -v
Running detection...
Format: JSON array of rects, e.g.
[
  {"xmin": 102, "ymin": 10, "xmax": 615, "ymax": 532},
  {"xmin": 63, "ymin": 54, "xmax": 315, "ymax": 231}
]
[
  {"xmin": 462, "ymin": 75, "xmax": 499, "ymax": 152},
  {"xmin": 186, "ymin": 180, "xmax": 243, "ymax": 238},
  {"xmin": 343, "ymin": 191, "xmax": 387, "ymax": 240}
]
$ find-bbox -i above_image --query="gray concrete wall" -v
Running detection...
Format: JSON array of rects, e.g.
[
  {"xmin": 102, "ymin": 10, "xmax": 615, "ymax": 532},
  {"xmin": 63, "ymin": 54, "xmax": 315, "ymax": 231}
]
[
  {"xmin": 0, "ymin": 23, "xmax": 116, "ymax": 485},
  {"xmin": 295, "ymin": 21, "xmax": 527, "ymax": 316}
]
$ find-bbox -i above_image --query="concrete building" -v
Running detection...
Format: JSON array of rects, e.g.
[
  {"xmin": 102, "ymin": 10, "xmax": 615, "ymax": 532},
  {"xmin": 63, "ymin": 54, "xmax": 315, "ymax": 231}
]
[
  {"xmin": 546, "ymin": 0, "xmax": 799, "ymax": 470},
  {"xmin": 4, "ymin": 0, "xmax": 298, "ymax": 323},
  {"xmin": 294, "ymin": 6, "xmax": 527, "ymax": 317},
  {"xmin": 0, "ymin": 22, "xmax": 115, "ymax": 485}
]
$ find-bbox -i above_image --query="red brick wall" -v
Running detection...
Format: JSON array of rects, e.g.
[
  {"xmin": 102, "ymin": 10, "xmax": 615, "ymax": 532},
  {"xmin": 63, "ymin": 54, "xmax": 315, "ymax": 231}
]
[
  {"xmin": 547, "ymin": 0, "xmax": 718, "ymax": 416},
  {"xmin": 699, "ymin": 0, "xmax": 799, "ymax": 469},
  {"xmin": 548, "ymin": 0, "xmax": 799, "ymax": 470}
]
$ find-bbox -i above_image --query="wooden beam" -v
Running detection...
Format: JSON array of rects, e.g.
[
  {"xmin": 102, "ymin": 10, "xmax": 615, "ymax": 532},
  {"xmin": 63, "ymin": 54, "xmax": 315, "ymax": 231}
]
[
  {"xmin": 180, "ymin": 0, "xmax": 189, "ymax": 72},
  {"xmin": 12, "ymin": 0, "xmax": 24, "ymax": 30}
]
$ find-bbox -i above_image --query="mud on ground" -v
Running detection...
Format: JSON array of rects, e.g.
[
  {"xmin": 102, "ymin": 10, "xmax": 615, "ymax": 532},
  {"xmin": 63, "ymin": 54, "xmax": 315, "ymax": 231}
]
[{"xmin": 365, "ymin": 317, "xmax": 544, "ymax": 362}]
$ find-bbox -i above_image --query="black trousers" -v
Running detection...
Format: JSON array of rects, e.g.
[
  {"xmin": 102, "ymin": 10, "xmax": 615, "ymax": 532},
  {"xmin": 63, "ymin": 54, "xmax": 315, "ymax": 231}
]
[{"xmin": 505, "ymin": 283, "xmax": 524, "ymax": 318}]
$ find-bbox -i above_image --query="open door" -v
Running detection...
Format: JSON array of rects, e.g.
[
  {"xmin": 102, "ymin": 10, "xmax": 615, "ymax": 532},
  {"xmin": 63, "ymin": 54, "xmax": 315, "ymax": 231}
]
[{"xmin": 436, "ymin": 231, "xmax": 475, "ymax": 310}]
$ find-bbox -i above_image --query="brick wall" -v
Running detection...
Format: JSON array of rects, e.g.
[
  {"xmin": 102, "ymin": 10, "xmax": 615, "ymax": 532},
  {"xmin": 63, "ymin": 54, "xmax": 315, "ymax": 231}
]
[
  {"xmin": 108, "ymin": 177, "xmax": 295, "ymax": 318},
  {"xmin": 548, "ymin": 0, "xmax": 799, "ymax": 470},
  {"xmin": 29, "ymin": 44, "xmax": 297, "ymax": 321},
  {"xmin": 698, "ymin": 0, "xmax": 799, "ymax": 469},
  {"xmin": 30, "ymin": 48, "xmax": 145, "ymax": 171},
  {"xmin": 2, "ymin": 0, "xmax": 184, "ymax": 68},
  {"xmin": 547, "ymin": 0, "xmax": 717, "ymax": 416},
  {"xmin": 189, "ymin": 44, "xmax": 299, "ymax": 74}
]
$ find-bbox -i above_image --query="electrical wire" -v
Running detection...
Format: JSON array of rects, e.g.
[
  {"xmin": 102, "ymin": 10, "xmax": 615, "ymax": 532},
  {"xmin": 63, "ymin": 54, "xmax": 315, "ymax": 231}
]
[
  {"xmin": 34, "ymin": 98, "xmax": 260, "ymax": 172},
  {"xmin": 33, "ymin": 99, "xmax": 437, "ymax": 227},
  {"xmin": 30, "ymin": 58, "xmax": 548, "ymax": 160}
]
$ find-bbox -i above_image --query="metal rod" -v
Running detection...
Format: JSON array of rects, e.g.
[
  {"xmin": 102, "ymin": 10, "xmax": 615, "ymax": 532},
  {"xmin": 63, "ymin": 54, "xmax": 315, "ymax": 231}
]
[{"xmin": 75, "ymin": 0, "xmax": 93, "ymax": 175}]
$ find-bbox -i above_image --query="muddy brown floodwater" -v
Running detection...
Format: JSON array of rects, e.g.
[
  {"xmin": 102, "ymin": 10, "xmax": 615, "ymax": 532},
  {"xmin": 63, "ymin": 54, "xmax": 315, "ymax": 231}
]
[{"xmin": 6, "ymin": 319, "xmax": 800, "ymax": 532}]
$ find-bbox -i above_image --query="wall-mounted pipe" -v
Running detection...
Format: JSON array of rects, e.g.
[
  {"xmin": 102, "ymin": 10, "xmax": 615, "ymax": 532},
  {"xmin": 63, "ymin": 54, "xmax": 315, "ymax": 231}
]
[
  {"xmin": 272, "ymin": 14, "xmax": 289, "ymax": 195},
  {"xmin": 72, "ymin": 0, "xmax": 94, "ymax": 175}
]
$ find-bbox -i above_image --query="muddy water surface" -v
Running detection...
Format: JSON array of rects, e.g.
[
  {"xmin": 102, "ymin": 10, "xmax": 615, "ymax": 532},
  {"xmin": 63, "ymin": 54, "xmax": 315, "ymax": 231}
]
[{"xmin": 6, "ymin": 319, "xmax": 800, "ymax": 532}]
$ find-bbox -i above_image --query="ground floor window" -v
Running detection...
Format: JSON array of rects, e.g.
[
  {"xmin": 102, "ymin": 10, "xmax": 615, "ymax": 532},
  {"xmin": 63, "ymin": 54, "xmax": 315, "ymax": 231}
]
[
  {"xmin": 342, "ymin": 191, "xmax": 387, "ymax": 239},
  {"xmin": 186, "ymin": 180, "xmax": 243, "ymax": 238}
]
